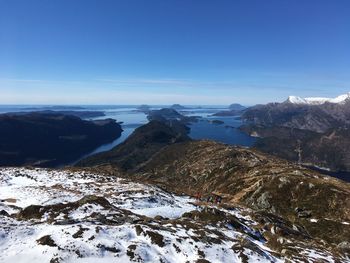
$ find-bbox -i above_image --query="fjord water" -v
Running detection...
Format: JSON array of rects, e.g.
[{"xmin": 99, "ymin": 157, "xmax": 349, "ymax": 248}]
[
  {"xmin": 0, "ymin": 105, "xmax": 255, "ymax": 161},
  {"xmin": 85, "ymin": 105, "xmax": 255, "ymax": 153},
  {"xmin": 188, "ymin": 116, "xmax": 255, "ymax": 146}
]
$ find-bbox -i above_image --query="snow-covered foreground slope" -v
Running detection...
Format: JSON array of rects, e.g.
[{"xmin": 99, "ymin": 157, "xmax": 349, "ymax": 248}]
[{"xmin": 0, "ymin": 168, "xmax": 345, "ymax": 263}]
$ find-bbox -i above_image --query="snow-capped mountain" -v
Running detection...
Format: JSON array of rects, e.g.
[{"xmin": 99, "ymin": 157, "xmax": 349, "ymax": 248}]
[
  {"xmin": 242, "ymin": 90, "xmax": 350, "ymax": 170},
  {"xmin": 286, "ymin": 92, "xmax": 350, "ymax": 105}
]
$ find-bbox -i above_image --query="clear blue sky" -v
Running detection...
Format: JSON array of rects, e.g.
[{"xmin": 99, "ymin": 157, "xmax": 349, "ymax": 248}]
[{"xmin": 1, "ymin": 0, "xmax": 349, "ymax": 105}]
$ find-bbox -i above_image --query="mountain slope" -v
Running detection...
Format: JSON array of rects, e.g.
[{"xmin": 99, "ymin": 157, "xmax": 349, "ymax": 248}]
[
  {"xmin": 1, "ymin": 167, "xmax": 348, "ymax": 262},
  {"xmin": 135, "ymin": 140, "xmax": 350, "ymax": 220},
  {"xmin": 241, "ymin": 125, "xmax": 350, "ymax": 172},
  {"xmin": 77, "ymin": 121, "xmax": 190, "ymax": 171},
  {"xmin": 135, "ymin": 141, "xmax": 350, "ymax": 254},
  {"xmin": 81, "ymin": 138, "xmax": 350, "ymax": 257},
  {"xmin": 0, "ymin": 112, "xmax": 122, "ymax": 167},
  {"xmin": 242, "ymin": 92, "xmax": 350, "ymax": 133},
  {"xmin": 76, "ymin": 121, "xmax": 350, "ymax": 258},
  {"xmin": 242, "ymin": 102, "xmax": 344, "ymax": 133},
  {"xmin": 241, "ymin": 92, "xmax": 350, "ymax": 171}
]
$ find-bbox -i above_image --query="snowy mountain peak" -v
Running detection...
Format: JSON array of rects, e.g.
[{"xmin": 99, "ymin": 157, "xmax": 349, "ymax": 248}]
[
  {"xmin": 331, "ymin": 92, "xmax": 350, "ymax": 103},
  {"xmin": 286, "ymin": 96, "xmax": 307, "ymax": 104},
  {"xmin": 285, "ymin": 92, "xmax": 350, "ymax": 105}
]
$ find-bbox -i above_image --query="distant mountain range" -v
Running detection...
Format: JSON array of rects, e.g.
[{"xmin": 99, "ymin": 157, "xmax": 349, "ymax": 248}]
[
  {"xmin": 5, "ymin": 110, "xmax": 106, "ymax": 119},
  {"xmin": 286, "ymin": 92, "xmax": 350, "ymax": 105},
  {"xmin": 241, "ymin": 92, "xmax": 350, "ymax": 172},
  {"xmin": 212, "ymin": 103, "xmax": 246, "ymax": 116},
  {"xmin": 243, "ymin": 92, "xmax": 350, "ymax": 133},
  {"xmin": 229, "ymin": 103, "xmax": 246, "ymax": 110}
]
